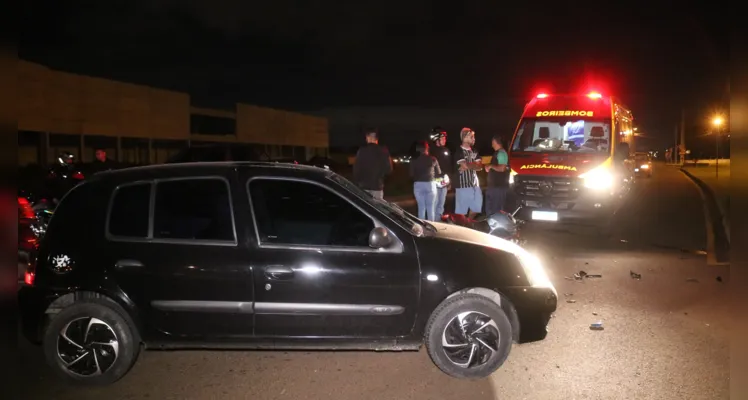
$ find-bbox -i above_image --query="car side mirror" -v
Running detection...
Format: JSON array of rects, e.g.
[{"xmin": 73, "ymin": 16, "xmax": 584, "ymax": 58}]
[{"xmin": 369, "ymin": 227, "xmax": 393, "ymax": 249}]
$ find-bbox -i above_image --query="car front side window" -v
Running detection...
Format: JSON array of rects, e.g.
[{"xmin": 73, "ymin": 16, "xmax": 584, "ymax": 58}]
[{"xmin": 248, "ymin": 178, "xmax": 375, "ymax": 248}]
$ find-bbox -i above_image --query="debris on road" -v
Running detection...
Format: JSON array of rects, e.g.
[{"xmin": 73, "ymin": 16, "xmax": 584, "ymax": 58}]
[
  {"xmin": 592, "ymin": 312, "xmax": 599, "ymax": 316},
  {"xmin": 566, "ymin": 299, "xmax": 577, "ymax": 303},
  {"xmin": 590, "ymin": 322, "xmax": 604, "ymax": 331},
  {"xmin": 573, "ymin": 270, "xmax": 602, "ymax": 280},
  {"xmin": 620, "ymin": 239, "xmax": 628, "ymax": 243},
  {"xmin": 630, "ymin": 271, "xmax": 642, "ymax": 280},
  {"xmin": 686, "ymin": 278, "xmax": 699, "ymax": 283}
]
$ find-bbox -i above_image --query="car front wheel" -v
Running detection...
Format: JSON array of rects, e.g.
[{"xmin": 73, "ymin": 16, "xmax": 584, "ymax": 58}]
[
  {"xmin": 43, "ymin": 300, "xmax": 140, "ymax": 385},
  {"xmin": 425, "ymin": 293, "xmax": 513, "ymax": 379}
]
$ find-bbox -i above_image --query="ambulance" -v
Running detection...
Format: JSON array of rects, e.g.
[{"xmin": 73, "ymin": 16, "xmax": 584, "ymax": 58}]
[{"xmin": 507, "ymin": 91, "xmax": 635, "ymax": 226}]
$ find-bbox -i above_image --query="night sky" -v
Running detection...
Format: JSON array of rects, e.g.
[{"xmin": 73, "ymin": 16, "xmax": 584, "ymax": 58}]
[{"xmin": 21, "ymin": 1, "xmax": 728, "ymax": 153}]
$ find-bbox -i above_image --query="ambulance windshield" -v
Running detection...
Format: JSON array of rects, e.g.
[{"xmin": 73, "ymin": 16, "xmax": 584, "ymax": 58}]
[{"xmin": 511, "ymin": 119, "xmax": 612, "ymax": 154}]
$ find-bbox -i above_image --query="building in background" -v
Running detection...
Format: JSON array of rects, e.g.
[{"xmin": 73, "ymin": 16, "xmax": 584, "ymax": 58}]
[{"xmin": 17, "ymin": 60, "xmax": 329, "ymax": 167}]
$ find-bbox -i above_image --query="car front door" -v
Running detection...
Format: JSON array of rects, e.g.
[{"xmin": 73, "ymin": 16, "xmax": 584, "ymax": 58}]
[
  {"xmin": 105, "ymin": 172, "xmax": 255, "ymax": 339},
  {"xmin": 240, "ymin": 171, "xmax": 420, "ymax": 338}
]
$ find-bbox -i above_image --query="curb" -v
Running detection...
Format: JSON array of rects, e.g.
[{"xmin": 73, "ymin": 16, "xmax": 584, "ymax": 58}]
[{"xmin": 680, "ymin": 168, "xmax": 730, "ymax": 245}]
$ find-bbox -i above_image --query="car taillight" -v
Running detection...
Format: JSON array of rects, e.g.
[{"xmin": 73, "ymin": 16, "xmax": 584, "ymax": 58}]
[
  {"xmin": 24, "ymin": 271, "xmax": 35, "ymax": 286},
  {"xmin": 72, "ymin": 171, "xmax": 85, "ymax": 180},
  {"xmin": 18, "ymin": 197, "xmax": 35, "ymax": 219},
  {"xmin": 22, "ymin": 253, "xmax": 37, "ymax": 286}
]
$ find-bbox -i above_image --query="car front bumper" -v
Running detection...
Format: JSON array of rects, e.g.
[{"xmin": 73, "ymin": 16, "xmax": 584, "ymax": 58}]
[{"xmin": 503, "ymin": 286, "xmax": 557, "ymax": 342}]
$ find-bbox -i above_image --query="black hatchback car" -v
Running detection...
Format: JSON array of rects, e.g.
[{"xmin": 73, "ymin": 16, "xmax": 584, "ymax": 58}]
[{"xmin": 19, "ymin": 162, "xmax": 557, "ymax": 385}]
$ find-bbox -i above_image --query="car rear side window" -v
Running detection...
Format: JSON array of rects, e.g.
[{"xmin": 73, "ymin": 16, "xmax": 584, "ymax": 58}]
[
  {"xmin": 108, "ymin": 183, "xmax": 151, "ymax": 238},
  {"xmin": 153, "ymin": 178, "xmax": 236, "ymax": 243}
]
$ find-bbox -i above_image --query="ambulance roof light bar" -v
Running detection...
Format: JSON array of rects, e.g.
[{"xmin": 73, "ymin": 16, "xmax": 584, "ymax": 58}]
[
  {"xmin": 536, "ymin": 93, "xmax": 549, "ymax": 99},
  {"xmin": 587, "ymin": 91, "xmax": 602, "ymax": 99}
]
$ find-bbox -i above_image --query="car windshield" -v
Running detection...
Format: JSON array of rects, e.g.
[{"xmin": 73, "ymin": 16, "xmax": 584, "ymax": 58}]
[
  {"xmin": 328, "ymin": 174, "xmax": 427, "ymax": 236},
  {"xmin": 511, "ymin": 118, "xmax": 612, "ymax": 154}
]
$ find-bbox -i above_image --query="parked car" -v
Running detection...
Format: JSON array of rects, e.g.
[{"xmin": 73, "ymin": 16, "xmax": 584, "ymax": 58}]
[
  {"xmin": 304, "ymin": 156, "xmax": 344, "ymax": 171},
  {"xmin": 18, "ymin": 161, "xmax": 557, "ymax": 385},
  {"xmin": 166, "ymin": 143, "xmax": 266, "ymax": 163}
]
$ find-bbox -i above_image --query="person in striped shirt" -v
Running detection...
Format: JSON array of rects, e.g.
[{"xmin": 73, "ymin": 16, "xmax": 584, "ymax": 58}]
[{"xmin": 454, "ymin": 128, "xmax": 483, "ymax": 218}]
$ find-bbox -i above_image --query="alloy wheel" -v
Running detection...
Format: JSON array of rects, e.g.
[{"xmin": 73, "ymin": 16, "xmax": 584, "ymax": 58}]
[
  {"xmin": 441, "ymin": 311, "xmax": 500, "ymax": 368},
  {"xmin": 57, "ymin": 317, "xmax": 119, "ymax": 376}
]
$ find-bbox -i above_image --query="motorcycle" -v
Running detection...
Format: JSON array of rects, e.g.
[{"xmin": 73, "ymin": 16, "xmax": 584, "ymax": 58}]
[
  {"xmin": 18, "ymin": 166, "xmax": 86, "ymax": 240},
  {"xmin": 441, "ymin": 206, "xmax": 526, "ymax": 246}
]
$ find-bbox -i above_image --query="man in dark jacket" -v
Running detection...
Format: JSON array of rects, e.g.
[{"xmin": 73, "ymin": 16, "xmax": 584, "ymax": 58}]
[
  {"xmin": 353, "ymin": 130, "xmax": 393, "ymax": 199},
  {"xmin": 88, "ymin": 149, "xmax": 117, "ymax": 174}
]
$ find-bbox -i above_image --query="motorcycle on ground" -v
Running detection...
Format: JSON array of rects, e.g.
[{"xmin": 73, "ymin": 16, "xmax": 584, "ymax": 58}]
[{"xmin": 441, "ymin": 206, "xmax": 526, "ymax": 246}]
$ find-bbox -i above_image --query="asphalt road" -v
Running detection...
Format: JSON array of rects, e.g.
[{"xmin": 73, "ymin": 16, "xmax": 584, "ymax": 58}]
[{"xmin": 18, "ymin": 163, "xmax": 730, "ymax": 400}]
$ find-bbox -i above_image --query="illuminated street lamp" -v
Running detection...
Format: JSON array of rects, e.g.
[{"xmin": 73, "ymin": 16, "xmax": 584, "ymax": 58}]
[{"xmin": 712, "ymin": 115, "xmax": 724, "ymax": 178}]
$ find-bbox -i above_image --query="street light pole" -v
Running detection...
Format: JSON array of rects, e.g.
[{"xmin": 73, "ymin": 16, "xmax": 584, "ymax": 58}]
[
  {"xmin": 715, "ymin": 125, "xmax": 719, "ymax": 179},
  {"xmin": 712, "ymin": 116, "xmax": 723, "ymax": 179}
]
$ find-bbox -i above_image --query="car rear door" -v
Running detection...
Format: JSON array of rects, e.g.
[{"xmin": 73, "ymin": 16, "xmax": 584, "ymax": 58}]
[
  {"xmin": 238, "ymin": 168, "xmax": 421, "ymax": 339},
  {"xmin": 105, "ymin": 169, "xmax": 256, "ymax": 339}
]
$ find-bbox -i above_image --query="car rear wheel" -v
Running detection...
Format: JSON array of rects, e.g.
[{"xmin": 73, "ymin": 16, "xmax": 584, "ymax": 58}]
[
  {"xmin": 425, "ymin": 293, "xmax": 513, "ymax": 379},
  {"xmin": 43, "ymin": 300, "xmax": 140, "ymax": 386}
]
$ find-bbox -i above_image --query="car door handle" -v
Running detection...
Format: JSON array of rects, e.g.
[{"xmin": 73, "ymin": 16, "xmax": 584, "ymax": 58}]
[
  {"xmin": 115, "ymin": 259, "xmax": 144, "ymax": 269},
  {"xmin": 264, "ymin": 265, "xmax": 294, "ymax": 280}
]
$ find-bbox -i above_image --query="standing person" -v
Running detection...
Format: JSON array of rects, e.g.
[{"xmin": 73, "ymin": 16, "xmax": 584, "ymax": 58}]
[
  {"xmin": 409, "ymin": 141, "xmax": 442, "ymax": 221},
  {"xmin": 88, "ymin": 148, "xmax": 117, "ymax": 174},
  {"xmin": 454, "ymin": 127, "xmax": 483, "ymax": 218},
  {"xmin": 353, "ymin": 130, "xmax": 393, "ymax": 199},
  {"xmin": 484, "ymin": 135, "xmax": 510, "ymax": 215},
  {"xmin": 429, "ymin": 127, "xmax": 452, "ymax": 219}
]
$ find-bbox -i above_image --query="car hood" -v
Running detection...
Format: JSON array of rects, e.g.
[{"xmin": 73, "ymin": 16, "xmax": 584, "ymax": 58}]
[
  {"xmin": 427, "ymin": 220, "xmax": 525, "ymax": 256},
  {"xmin": 425, "ymin": 222, "xmax": 556, "ymax": 293}
]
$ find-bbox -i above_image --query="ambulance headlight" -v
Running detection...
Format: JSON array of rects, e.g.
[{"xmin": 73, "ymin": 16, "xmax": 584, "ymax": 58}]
[{"xmin": 580, "ymin": 165, "xmax": 613, "ymax": 190}]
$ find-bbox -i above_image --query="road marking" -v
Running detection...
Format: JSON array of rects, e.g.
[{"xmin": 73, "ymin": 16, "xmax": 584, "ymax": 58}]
[{"xmin": 680, "ymin": 170, "xmax": 728, "ymax": 266}]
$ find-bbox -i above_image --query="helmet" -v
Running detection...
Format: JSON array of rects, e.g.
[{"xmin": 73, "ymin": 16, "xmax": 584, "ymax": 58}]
[
  {"xmin": 429, "ymin": 127, "xmax": 447, "ymax": 143},
  {"xmin": 486, "ymin": 210, "xmax": 519, "ymax": 240},
  {"xmin": 57, "ymin": 151, "xmax": 74, "ymax": 166}
]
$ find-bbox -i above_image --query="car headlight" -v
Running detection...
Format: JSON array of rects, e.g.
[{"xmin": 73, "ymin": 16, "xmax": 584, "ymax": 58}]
[
  {"xmin": 521, "ymin": 253, "xmax": 553, "ymax": 289},
  {"xmin": 509, "ymin": 245, "xmax": 555, "ymax": 292},
  {"xmin": 640, "ymin": 164, "xmax": 649, "ymax": 169},
  {"xmin": 579, "ymin": 165, "xmax": 613, "ymax": 190},
  {"xmin": 483, "ymin": 235, "xmax": 556, "ymax": 295}
]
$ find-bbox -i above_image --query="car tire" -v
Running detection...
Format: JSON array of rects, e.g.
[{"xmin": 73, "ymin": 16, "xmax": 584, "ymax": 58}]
[
  {"xmin": 43, "ymin": 300, "xmax": 140, "ymax": 386},
  {"xmin": 425, "ymin": 293, "xmax": 513, "ymax": 379}
]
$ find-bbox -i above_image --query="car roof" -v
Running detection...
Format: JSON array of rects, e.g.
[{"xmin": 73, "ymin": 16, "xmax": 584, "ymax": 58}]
[{"xmin": 89, "ymin": 161, "xmax": 332, "ymax": 183}]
